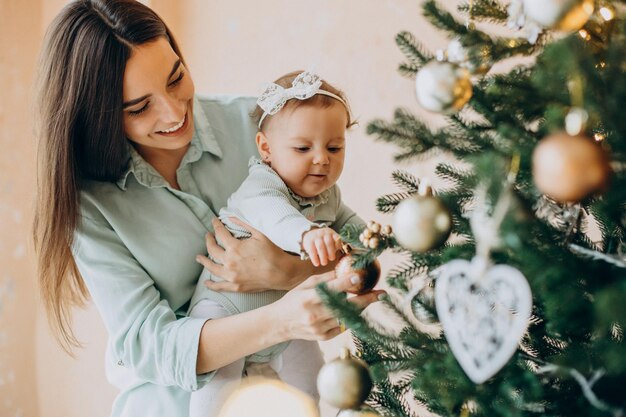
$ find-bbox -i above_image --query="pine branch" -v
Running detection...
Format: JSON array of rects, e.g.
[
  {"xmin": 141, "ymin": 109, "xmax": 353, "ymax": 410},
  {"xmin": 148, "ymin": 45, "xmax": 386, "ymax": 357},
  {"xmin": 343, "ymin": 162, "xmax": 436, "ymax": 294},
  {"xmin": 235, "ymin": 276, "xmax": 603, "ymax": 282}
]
[
  {"xmin": 435, "ymin": 163, "xmax": 472, "ymax": 189},
  {"xmin": 458, "ymin": 0, "xmax": 508, "ymax": 24},
  {"xmin": 422, "ymin": 0, "xmax": 469, "ymax": 36},
  {"xmin": 398, "ymin": 62, "xmax": 420, "ymax": 78},
  {"xmin": 391, "ymin": 170, "xmax": 420, "ymax": 193},
  {"xmin": 377, "ymin": 192, "xmax": 412, "ymax": 213},
  {"xmin": 386, "ymin": 260, "xmax": 426, "ymax": 291},
  {"xmin": 395, "ymin": 31, "xmax": 432, "ymax": 68},
  {"xmin": 368, "ymin": 108, "xmax": 482, "ymax": 161},
  {"xmin": 317, "ymin": 285, "xmax": 419, "ymax": 360}
]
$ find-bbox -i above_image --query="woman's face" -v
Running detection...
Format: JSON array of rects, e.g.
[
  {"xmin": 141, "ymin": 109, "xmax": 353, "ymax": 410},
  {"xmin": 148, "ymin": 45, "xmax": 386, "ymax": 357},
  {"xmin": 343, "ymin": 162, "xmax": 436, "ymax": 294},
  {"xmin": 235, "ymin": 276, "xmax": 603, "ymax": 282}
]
[{"xmin": 122, "ymin": 37, "xmax": 195, "ymax": 153}]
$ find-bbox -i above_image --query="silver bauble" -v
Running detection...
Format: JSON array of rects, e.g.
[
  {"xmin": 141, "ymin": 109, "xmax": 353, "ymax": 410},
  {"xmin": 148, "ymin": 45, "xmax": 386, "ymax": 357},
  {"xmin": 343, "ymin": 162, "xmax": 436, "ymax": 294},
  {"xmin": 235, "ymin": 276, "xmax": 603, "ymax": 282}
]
[
  {"xmin": 445, "ymin": 39, "xmax": 494, "ymax": 75},
  {"xmin": 414, "ymin": 60, "xmax": 472, "ymax": 114},
  {"xmin": 317, "ymin": 348, "xmax": 372, "ymax": 410},
  {"xmin": 522, "ymin": 0, "xmax": 594, "ymax": 31},
  {"xmin": 393, "ymin": 192, "xmax": 452, "ymax": 252}
]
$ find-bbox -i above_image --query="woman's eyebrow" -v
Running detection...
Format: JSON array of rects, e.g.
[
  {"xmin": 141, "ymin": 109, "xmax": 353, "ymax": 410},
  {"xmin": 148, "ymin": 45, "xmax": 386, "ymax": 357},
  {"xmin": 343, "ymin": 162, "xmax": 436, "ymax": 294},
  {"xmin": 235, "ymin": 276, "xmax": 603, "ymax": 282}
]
[
  {"xmin": 123, "ymin": 94, "xmax": 150, "ymax": 109},
  {"xmin": 168, "ymin": 59, "xmax": 182, "ymax": 80},
  {"xmin": 122, "ymin": 59, "xmax": 182, "ymax": 108}
]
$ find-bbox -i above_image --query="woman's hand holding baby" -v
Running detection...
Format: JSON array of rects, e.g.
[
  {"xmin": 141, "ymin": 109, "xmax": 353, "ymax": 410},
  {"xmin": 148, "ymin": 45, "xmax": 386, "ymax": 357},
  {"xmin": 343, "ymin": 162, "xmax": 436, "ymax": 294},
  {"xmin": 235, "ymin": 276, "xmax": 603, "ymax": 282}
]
[
  {"xmin": 301, "ymin": 227, "xmax": 343, "ymax": 267},
  {"xmin": 198, "ymin": 218, "xmax": 304, "ymax": 292}
]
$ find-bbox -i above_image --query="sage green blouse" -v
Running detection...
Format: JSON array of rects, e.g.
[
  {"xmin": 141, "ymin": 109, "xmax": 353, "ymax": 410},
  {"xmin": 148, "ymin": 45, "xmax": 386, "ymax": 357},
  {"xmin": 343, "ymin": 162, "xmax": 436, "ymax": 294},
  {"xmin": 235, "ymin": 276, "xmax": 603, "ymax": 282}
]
[{"xmin": 72, "ymin": 95, "xmax": 262, "ymax": 417}]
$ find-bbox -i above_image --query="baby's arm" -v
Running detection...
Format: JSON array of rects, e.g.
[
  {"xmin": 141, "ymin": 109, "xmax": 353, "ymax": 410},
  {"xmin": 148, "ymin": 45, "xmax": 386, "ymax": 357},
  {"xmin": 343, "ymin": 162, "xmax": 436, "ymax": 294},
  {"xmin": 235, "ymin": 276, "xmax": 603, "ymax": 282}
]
[
  {"xmin": 302, "ymin": 186, "xmax": 366, "ymax": 267},
  {"xmin": 301, "ymin": 227, "xmax": 342, "ymax": 267},
  {"xmin": 222, "ymin": 163, "xmax": 320, "ymax": 257}
]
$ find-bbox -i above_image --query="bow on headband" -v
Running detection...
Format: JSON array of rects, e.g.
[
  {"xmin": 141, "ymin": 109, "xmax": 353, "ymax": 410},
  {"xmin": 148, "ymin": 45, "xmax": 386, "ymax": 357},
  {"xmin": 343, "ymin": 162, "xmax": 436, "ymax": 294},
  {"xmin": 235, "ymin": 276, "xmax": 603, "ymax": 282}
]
[{"xmin": 256, "ymin": 71, "xmax": 349, "ymax": 128}]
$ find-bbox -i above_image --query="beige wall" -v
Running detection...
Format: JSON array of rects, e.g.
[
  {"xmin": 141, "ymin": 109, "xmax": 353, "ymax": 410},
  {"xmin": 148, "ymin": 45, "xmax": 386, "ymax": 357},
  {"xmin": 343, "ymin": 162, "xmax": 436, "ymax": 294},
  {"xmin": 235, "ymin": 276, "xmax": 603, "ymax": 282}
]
[
  {"xmin": 1, "ymin": 1, "xmax": 41, "ymax": 416},
  {"xmin": 1, "ymin": 1, "xmax": 452, "ymax": 416}
]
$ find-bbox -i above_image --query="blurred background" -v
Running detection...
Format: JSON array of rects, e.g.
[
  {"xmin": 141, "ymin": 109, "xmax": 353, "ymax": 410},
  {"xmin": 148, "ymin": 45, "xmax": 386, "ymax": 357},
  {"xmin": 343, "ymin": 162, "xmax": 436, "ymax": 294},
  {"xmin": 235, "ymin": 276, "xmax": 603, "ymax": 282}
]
[{"xmin": 0, "ymin": 0, "xmax": 454, "ymax": 415}]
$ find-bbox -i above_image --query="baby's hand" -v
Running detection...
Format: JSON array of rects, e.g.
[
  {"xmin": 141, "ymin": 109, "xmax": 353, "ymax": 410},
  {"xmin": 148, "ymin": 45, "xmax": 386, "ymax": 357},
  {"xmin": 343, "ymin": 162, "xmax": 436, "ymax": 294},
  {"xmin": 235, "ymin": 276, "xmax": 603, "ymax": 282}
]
[{"xmin": 302, "ymin": 228, "xmax": 342, "ymax": 267}]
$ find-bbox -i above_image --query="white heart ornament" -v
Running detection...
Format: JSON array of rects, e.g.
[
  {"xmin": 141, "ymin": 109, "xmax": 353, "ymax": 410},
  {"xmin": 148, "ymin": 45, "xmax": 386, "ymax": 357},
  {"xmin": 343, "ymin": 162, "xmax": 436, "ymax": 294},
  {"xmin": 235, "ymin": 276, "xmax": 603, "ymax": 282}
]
[{"xmin": 435, "ymin": 259, "xmax": 532, "ymax": 384}]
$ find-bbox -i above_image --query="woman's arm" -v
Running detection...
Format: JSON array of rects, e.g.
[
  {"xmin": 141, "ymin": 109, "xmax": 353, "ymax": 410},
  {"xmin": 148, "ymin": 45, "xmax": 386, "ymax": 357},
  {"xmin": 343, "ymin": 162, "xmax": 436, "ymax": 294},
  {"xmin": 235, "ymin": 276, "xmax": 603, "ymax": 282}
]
[
  {"xmin": 196, "ymin": 271, "xmax": 383, "ymax": 373},
  {"xmin": 74, "ymin": 215, "xmax": 210, "ymax": 391}
]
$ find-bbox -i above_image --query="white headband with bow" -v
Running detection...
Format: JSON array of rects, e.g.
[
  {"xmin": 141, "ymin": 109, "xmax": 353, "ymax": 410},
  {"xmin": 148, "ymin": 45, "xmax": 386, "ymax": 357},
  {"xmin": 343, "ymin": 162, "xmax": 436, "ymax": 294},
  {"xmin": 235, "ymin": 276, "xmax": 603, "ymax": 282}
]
[{"xmin": 256, "ymin": 71, "xmax": 350, "ymax": 128}]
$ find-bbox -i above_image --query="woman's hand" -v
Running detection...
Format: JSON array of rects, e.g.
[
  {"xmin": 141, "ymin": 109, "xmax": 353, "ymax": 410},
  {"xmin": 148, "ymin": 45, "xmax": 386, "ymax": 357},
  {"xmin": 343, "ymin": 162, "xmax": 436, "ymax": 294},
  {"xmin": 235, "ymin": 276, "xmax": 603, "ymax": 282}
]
[
  {"xmin": 271, "ymin": 271, "xmax": 385, "ymax": 341},
  {"xmin": 195, "ymin": 270, "xmax": 385, "ymax": 373},
  {"xmin": 196, "ymin": 218, "xmax": 314, "ymax": 292}
]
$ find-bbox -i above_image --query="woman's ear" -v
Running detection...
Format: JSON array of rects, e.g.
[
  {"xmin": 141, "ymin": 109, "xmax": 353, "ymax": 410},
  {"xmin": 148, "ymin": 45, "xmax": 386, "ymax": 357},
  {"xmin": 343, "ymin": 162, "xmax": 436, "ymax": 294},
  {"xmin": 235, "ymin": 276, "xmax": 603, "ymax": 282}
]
[{"xmin": 256, "ymin": 132, "xmax": 271, "ymax": 162}]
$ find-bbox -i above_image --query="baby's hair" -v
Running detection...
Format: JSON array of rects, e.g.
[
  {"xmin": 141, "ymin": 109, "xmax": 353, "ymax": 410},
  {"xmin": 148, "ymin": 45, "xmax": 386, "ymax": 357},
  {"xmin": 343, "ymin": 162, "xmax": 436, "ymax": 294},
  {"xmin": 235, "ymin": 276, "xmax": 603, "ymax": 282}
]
[{"xmin": 252, "ymin": 70, "xmax": 356, "ymax": 131}]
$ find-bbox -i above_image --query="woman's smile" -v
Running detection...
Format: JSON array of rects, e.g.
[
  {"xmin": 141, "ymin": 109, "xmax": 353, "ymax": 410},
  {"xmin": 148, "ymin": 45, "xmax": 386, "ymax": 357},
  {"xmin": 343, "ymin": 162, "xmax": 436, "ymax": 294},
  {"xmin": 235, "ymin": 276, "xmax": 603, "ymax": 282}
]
[{"xmin": 155, "ymin": 110, "xmax": 190, "ymax": 137}]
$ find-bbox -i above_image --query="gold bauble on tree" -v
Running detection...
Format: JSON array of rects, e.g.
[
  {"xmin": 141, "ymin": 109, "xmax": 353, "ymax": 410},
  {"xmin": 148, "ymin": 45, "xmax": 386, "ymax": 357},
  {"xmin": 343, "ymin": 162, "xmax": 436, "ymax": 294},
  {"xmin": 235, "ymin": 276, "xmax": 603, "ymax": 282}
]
[
  {"xmin": 317, "ymin": 348, "xmax": 373, "ymax": 410},
  {"xmin": 335, "ymin": 253, "xmax": 381, "ymax": 295},
  {"xmin": 522, "ymin": 0, "xmax": 594, "ymax": 31},
  {"xmin": 392, "ymin": 184, "xmax": 452, "ymax": 252},
  {"xmin": 532, "ymin": 131, "xmax": 611, "ymax": 203},
  {"xmin": 217, "ymin": 377, "xmax": 318, "ymax": 417},
  {"xmin": 414, "ymin": 60, "xmax": 473, "ymax": 114}
]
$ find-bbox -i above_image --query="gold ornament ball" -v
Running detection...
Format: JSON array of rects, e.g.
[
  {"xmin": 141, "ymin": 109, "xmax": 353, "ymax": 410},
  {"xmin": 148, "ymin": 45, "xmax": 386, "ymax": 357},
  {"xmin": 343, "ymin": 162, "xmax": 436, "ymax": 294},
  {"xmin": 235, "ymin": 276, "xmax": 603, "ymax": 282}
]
[
  {"xmin": 532, "ymin": 131, "xmax": 611, "ymax": 203},
  {"xmin": 414, "ymin": 60, "xmax": 473, "ymax": 114},
  {"xmin": 335, "ymin": 254, "xmax": 381, "ymax": 294},
  {"xmin": 337, "ymin": 409, "xmax": 382, "ymax": 417},
  {"xmin": 217, "ymin": 377, "xmax": 318, "ymax": 417},
  {"xmin": 317, "ymin": 348, "xmax": 373, "ymax": 410},
  {"xmin": 363, "ymin": 228, "xmax": 373, "ymax": 239},
  {"xmin": 369, "ymin": 222, "xmax": 381, "ymax": 234},
  {"xmin": 367, "ymin": 237, "xmax": 380, "ymax": 249},
  {"xmin": 522, "ymin": 0, "xmax": 594, "ymax": 31},
  {"xmin": 392, "ymin": 194, "xmax": 452, "ymax": 252},
  {"xmin": 382, "ymin": 225, "xmax": 392, "ymax": 235}
]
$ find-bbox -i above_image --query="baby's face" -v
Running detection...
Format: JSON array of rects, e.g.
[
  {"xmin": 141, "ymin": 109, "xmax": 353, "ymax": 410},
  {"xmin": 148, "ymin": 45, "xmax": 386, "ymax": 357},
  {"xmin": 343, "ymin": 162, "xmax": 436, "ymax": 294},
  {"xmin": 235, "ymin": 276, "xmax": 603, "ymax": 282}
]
[{"xmin": 263, "ymin": 101, "xmax": 347, "ymax": 198}]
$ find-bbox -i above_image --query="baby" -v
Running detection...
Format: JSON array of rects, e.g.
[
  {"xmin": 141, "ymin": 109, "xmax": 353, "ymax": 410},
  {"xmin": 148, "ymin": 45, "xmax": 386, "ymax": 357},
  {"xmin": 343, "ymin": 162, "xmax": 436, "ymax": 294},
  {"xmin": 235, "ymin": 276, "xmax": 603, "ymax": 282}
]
[{"xmin": 188, "ymin": 71, "xmax": 364, "ymax": 416}]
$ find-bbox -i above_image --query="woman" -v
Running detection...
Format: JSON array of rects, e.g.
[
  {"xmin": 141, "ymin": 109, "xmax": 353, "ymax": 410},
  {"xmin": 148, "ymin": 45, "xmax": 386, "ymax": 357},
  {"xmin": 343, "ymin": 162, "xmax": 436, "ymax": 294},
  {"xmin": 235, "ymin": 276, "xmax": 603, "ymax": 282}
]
[{"xmin": 33, "ymin": 1, "xmax": 383, "ymax": 416}]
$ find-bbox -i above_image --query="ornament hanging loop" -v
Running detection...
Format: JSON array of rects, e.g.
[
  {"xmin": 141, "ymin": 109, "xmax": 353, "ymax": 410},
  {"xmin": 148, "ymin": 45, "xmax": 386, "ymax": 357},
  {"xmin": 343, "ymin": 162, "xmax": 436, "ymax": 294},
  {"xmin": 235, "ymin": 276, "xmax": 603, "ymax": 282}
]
[
  {"xmin": 465, "ymin": 0, "xmax": 476, "ymax": 30},
  {"xmin": 469, "ymin": 168, "xmax": 516, "ymax": 269},
  {"xmin": 566, "ymin": 73, "xmax": 588, "ymax": 136}
]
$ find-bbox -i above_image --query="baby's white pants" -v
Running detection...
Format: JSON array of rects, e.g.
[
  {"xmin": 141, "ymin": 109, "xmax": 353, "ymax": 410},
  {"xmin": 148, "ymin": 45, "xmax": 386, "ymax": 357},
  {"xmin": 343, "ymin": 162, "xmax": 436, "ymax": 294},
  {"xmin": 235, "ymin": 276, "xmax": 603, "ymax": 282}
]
[{"xmin": 188, "ymin": 299, "xmax": 324, "ymax": 417}]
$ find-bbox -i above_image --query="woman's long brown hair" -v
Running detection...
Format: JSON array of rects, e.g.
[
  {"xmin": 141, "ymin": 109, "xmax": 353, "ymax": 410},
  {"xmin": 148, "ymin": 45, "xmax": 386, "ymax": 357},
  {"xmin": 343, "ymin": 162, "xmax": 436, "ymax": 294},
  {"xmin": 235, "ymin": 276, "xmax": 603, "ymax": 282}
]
[{"xmin": 33, "ymin": 0, "xmax": 184, "ymax": 354}]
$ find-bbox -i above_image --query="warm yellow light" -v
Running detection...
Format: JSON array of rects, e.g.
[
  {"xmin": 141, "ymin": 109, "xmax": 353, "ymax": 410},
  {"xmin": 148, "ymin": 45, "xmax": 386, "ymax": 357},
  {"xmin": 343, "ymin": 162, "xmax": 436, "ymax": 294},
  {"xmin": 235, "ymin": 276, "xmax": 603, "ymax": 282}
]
[
  {"xmin": 594, "ymin": 132, "xmax": 605, "ymax": 142},
  {"xmin": 596, "ymin": 61, "xmax": 607, "ymax": 69},
  {"xmin": 599, "ymin": 7, "xmax": 615, "ymax": 21},
  {"xmin": 218, "ymin": 378, "xmax": 319, "ymax": 417},
  {"xmin": 578, "ymin": 29, "xmax": 591, "ymax": 40}
]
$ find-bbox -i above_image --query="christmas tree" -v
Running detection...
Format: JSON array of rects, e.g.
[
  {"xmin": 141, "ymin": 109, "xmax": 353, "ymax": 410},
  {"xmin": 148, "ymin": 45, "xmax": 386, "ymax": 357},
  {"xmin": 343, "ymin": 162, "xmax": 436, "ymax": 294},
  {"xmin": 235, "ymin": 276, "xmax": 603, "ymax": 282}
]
[{"xmin": 318, "ymin": 0, "xmax": 626, "ymax": 416}]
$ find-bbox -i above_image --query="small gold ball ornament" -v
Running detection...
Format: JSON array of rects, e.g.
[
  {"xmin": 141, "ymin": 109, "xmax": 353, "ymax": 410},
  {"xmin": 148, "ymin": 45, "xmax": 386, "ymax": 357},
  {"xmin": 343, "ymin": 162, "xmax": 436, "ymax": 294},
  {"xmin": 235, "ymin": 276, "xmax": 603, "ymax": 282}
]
[
  {"xmin": 415, "ymin": 60, "xmax": 473, "ymax": 114},
  {"xmin": 317, "ymin": 348, "xmax": 373, "ymax": 410},
  {"xmin": 335, "ymin": 252, "xmax": 381, "ymax": 294},
  {"xmin": 532, "ymin": 131, "xmax": 611, "ymax": 203},
  {"xmin": 522, "ymin": 0, "xmax": 594, "ymax": 31},
  {"xmin": 217, "ymin": 377, "xmax": 318, "ymax": 417},
  {"xmin": 359, "ymin": 221, "xmax": 391, "ymax": 249},
  {"xmin": 392, "ymin": 184, "xmax": 452, "ymax": 252},
  {"xmin": 367, "ymin": 237, "xmax": 380, "ymax": 249}
]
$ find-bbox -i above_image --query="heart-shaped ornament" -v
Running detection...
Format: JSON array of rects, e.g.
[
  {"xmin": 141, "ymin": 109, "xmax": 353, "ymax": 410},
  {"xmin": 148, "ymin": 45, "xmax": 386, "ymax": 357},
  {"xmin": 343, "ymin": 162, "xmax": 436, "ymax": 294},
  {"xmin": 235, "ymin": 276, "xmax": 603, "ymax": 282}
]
[{"xmin": 434, "ymin": 258, "xmax": 532, "ymax": 384}]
